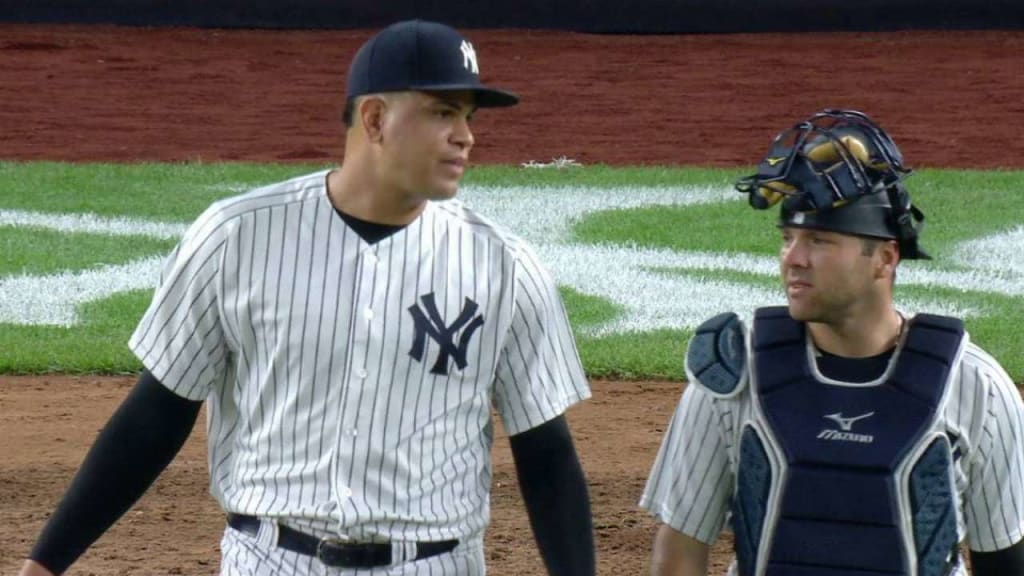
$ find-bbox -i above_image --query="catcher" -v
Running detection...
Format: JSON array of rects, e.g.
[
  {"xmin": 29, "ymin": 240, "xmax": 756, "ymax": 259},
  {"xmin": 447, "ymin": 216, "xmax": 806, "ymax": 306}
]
[{"xmin": 641, "ymin": 109, "xmax": 1024, "ymax": 575}]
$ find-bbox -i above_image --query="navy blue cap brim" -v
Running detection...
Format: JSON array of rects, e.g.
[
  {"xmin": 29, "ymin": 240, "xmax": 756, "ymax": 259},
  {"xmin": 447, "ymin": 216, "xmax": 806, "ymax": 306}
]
[{"xmin": 410, "ymin": 83, "xmax": 520, "ymax": 108}]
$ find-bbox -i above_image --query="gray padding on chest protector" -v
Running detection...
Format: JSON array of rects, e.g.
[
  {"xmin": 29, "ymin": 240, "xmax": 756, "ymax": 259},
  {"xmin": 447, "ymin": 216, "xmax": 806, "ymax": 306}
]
[
  {"xmin": 911, "ymin": 438, "xmax": 960, "ymax": 576},
  {"xmin": 686, "ymin": 312, "xmax": 748, "ymax": 397},
  {"xmin": 733, "ymin": 427, "xmax": 772, "ymax": 576}
]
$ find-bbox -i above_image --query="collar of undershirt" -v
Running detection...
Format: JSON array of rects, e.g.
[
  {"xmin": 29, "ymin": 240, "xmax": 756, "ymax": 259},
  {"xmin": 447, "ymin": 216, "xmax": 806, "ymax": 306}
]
[
  {"xmin": 814, "ymin": 346, "xmax": 895, "ymax": 383},
  {"xmin": 335, "ymin": 207, "xmax": 407, "ymax": 245},
  {"xmin": 810, "ymin": 313, "xmax": 905, "ymax": 383}
]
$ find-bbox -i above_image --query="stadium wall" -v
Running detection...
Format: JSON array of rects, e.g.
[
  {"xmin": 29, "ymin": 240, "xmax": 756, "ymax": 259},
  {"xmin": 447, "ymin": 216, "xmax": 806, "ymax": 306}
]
[{"xmin": 1, "ymin": 0, "xmax": 1021, "ymax": 32}]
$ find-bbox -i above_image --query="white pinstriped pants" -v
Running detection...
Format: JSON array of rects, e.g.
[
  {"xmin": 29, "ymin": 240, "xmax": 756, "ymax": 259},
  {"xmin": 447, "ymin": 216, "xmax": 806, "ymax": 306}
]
[{"xmin": 220, "ymin": 525, "xmax": 485, "ymax": 576}]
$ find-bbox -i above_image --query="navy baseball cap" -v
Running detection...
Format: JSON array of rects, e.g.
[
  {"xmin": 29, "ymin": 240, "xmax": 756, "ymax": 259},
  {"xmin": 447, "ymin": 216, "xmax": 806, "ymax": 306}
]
[{"xmin": 345, "ymin": 20, "xmax": 519, "ymax": 108}]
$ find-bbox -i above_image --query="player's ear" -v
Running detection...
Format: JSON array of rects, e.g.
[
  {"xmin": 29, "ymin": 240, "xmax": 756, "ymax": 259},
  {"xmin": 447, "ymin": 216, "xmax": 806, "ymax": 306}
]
[
  {"xmin": 358, "ymin": 96, "xmax": 387, "ymax": 144},
  {"xmin": 877, "ymin": 239, "xmax": 900, "ymax": 280}
]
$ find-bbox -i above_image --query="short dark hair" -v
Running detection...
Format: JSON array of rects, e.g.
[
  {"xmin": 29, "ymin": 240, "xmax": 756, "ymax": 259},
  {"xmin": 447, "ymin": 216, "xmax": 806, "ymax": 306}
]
[
  {"xmin": 342, "ymin": 98, "xmax": 356, "ymax": 128},
  {"xmin": 860, "ymin": 237, "xmax": 900, "ymax": 284},
  {"xmin": 860, "ymin": 237, "xmax": 881, "ymax": 257}
]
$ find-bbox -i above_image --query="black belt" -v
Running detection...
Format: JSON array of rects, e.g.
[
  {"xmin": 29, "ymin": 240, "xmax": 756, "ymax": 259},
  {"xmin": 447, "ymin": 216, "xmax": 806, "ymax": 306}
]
[{"xmin": 227, "ymin": 513, "xmax": 458, "ymax": 568}]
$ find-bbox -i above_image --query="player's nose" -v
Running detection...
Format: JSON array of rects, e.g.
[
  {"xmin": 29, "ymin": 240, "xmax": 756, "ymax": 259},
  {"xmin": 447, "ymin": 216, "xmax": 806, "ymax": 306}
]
[
  {"xmin": 781, "ymin": 238, "xmax": 811, "ymax": 268},
  {"xmin": 451, "ymin": 116, "xmax": 474, "ymax": 150}
]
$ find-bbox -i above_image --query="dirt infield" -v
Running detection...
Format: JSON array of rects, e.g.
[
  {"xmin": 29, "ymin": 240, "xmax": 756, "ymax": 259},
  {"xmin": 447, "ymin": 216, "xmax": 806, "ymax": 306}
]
[
  {"xmin": 1, "ymin": 24, "xmax": 1022, "ymax": 575},
  {"xmin": 0, "ymin": 376, "xmax": 737, "ymax": 575}
]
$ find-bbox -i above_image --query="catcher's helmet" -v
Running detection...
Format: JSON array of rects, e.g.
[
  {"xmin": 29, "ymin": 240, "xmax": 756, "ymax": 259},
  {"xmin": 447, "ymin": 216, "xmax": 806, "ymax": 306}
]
[{"xmin": 735, "ymin": 109, "xmax": 929, "ymax": 259}]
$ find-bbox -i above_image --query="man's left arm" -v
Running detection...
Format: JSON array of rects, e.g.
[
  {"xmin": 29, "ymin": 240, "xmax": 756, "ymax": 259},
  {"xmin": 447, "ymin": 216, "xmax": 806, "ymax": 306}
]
[
  {"xmin": 962, "ymin": 352, "xmax": 1024, "ymax": 569},
  {"xmin": 509, "ymin": 415, "xmax": 595, "ymax": 576},
  {"xmin": 970, "ymin": 540, "xmax": 1024, "ymax": 575},
  {"xmin": 493, "ymin": 245, "xmax": 594, "ymax": 574}
]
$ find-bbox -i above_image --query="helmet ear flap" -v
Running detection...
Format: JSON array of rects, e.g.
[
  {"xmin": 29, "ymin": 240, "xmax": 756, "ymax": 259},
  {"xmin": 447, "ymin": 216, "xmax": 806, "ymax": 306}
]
[{"xmin": 886, "ymin": 183, "xmax": 930, "ymax": 259}]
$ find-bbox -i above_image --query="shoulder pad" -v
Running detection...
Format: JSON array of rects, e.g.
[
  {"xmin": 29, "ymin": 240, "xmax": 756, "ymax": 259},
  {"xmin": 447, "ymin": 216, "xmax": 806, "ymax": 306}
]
[
  {"xmin": 685, "ymin": 312, "xmax": 749, "ymax": 398},
  {"xmin": 905, "ymin": 312, "xmax": 964, "ymax": 335}
]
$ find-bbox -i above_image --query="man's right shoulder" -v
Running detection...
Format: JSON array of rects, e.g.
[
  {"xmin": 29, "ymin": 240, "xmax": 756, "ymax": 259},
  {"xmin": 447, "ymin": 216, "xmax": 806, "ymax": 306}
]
[
  {"xmin": 188, "ymin": 170, "xmax": 330, "ymax": 235},
  {"xmin": 685, "ymin": 312, "xmax": 749, "ymax": 398},
  {"xmin": 210, "ymin": 170, "xmax": 328, "ymax": 218}
]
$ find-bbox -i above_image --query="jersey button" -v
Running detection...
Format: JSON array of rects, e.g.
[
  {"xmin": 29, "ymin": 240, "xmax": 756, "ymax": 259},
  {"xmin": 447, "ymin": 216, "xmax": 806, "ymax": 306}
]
[
  {"xmin": 356, "ymin": 369, "xmax": 368, "ymax": 379},
  {"xmin": 363, "ymin": 308, "xmax": 374, "ymax": 320},
  {"xmin": 364, "ymin": 252, "xmax": 378, "ymax": 265}
]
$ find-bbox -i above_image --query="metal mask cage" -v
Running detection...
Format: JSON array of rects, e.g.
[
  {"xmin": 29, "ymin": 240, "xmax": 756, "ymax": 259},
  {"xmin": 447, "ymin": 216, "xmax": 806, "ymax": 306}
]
[
  {"xmin": 736, "ymin": 109, "xmax": 911, "ymax": 214},
  {"xmin": 735, "ymin": 109, "xmax": 930, "ymax": 259}
]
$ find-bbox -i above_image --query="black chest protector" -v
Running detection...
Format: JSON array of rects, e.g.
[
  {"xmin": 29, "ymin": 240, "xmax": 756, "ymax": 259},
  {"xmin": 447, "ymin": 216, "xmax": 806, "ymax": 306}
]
[{"xmin": 733, "ymin": 306, "xmax": 965, "ymax": 576}]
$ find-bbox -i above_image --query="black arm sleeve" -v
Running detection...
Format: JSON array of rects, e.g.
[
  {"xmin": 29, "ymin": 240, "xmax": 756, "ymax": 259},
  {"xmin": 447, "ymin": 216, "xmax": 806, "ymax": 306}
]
[
  {"xmin": 970, "ymin": 538, "xmax": 1024, "ymax": 576},
  {"xmin": 509, "ymin": 415, "xmax": 595, "ymax": 576},
  {"xmin": 29, "ymin": 370, "xmax": 203, "ymax": 575}
]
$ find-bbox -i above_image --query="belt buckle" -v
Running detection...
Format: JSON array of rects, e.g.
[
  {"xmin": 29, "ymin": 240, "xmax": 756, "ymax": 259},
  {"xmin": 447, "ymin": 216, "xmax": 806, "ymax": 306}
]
[{"xmin": 315, "ymin": 535, "xmax": 352, "ymax": 566}]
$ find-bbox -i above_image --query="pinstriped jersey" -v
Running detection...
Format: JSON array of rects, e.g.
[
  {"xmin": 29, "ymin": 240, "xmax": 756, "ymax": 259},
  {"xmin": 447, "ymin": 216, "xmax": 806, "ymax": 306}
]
[
  {"xmin": 129, "ymin": 169, "xmax": 591, "ymax": 544},
  {"xmin": 640, "ymin": 324, "xmax": 1024, "ymax": 576}
]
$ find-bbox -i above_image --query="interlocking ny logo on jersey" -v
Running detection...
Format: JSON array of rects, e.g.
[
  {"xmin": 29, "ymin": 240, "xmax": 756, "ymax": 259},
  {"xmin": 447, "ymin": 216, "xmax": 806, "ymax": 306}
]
[
  {"xmin": 818, "ymin": 411, "xmax": 875, "ymax": 443},
  {"xmin": 460, "ymin": 40, "xmax": 479, "ymax": 74},
  {"xmin": 408, "ymin": 292, "xmax": 485, "ymax": 375}
]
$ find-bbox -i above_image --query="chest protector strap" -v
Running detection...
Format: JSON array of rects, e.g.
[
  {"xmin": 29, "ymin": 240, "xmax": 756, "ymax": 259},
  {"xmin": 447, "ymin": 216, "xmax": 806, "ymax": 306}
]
[{"xmin": 732, "ymin": 306, "xmax": 964, "ymax": 576}]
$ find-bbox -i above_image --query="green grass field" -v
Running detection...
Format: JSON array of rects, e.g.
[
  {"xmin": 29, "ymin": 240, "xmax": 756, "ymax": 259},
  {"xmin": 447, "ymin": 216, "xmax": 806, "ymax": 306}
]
[{"xmin": 2, "ymin": 161, "xmax": 1022, "ymax": 380}]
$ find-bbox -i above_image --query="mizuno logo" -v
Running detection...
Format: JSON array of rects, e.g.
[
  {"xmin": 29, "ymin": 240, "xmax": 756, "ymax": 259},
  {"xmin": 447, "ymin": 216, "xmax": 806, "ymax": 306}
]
[
  {"xmin": 766, "ymin": 156, "xmax": 787, "ymax": 167},
  {"xmin": 818, "ymin": 411, "xmax": 875, "ymax": 444},
  {"xmin": 824, "ymin": 411, "xmax": 874, "ymax": 431}
]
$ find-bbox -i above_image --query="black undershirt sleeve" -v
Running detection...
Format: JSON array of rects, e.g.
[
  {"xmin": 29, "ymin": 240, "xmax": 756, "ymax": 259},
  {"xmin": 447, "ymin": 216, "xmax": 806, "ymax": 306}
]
[
  {"xmin": 509, "ymin": 415, "xmax": 596, "ymax": 576},
  {"xmin": 29, "ymin": 369, "xmax": 203, "ymax": 575},
  {"xmin": 970, "ymin": 539, "xmax": 1024, "ymax": 576}
]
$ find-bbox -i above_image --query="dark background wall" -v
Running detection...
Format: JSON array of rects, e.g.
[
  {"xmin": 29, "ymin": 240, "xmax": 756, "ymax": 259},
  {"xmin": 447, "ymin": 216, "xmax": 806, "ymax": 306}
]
[{"xmin": 0, "ymin": 0, "xmax": 1021, "ymax": 32}]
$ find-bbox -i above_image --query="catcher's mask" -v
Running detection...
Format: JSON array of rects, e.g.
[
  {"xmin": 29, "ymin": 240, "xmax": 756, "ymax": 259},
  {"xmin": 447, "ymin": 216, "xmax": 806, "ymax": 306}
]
[{"xmin": 735, "ymin": 109, "xmax": 929, "ymax": 259}]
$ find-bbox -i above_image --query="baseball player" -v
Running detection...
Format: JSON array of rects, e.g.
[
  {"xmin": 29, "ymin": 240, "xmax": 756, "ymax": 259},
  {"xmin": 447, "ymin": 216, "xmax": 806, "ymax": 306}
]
[
  {"xmin": 20, "ymin": 20, "xmax": 595, "ymax": 576},
  {"xmin": 640, "ymin": 109, "xmax": 1024, "ymax": 575}
]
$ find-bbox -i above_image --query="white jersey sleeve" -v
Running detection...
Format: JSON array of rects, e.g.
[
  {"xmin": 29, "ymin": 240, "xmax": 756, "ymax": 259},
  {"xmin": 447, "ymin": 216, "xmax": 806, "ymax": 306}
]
[
  {"xmin": 961, "ymin": 345, "xmax": 1024, "ymax": 552},
  {"xmin": 639, "ymin": 384, "xmax": 734, "ymax": 544},
  {"xmin": 492, "ymin": 243, "xmax": 590, "ymax": 436},
  {"xmin": 129, "ymin": 204, "xmax": 231, "ymax": 400}
]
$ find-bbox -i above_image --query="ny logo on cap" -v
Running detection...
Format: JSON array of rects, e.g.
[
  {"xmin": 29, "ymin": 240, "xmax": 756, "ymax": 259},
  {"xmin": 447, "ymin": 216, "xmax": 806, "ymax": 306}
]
[{"xmin": 460, "ymin": 40, "xmax": 479, "ymax": 74}]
